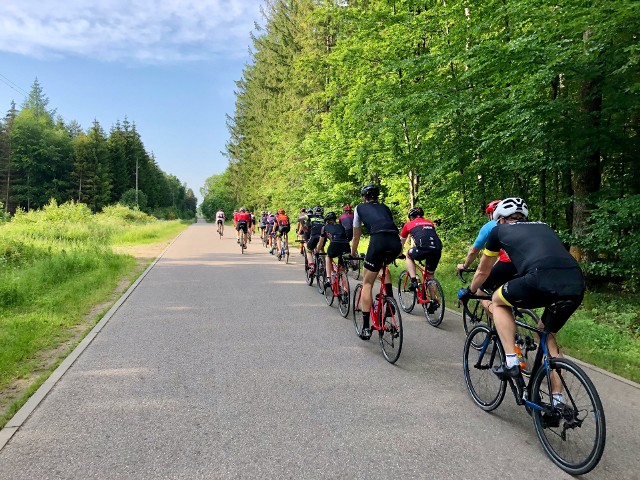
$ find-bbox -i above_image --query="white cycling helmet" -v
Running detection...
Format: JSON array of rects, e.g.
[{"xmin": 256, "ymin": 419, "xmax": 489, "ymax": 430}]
[{"xmin": 493, "ymin": 197, "xmax": 529, "ymax": 220}]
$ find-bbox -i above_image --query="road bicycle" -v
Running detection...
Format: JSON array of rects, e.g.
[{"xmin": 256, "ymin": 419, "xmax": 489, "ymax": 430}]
[
  {"xmin": 239, "ymin": 228, "xmax": 247, "ymax": 254},
  {"xmin": 397, "ymin": 260, "xmax": 445, "ymax": 327},
  {"xmin": 348, "ymin": 257, "xmax": 361, "ymax": 280},
  {"xmin": 318, "ymin": 252, "xmax": 351, "ymax": 317},
  {"xmin": 352, "ymin": 253, "xmax": 403, "ymax": 364},
  {"xmin": 461, "ymin": 298, "xmax": 606, "ymax": 475},
  {"xmin": 216, "ymin": 221, "xmax": 224, "ymax": 238},
  {"xmin": 261, "ymin": 228, "xmax": 269, "ymax": 248},
  {"xmin": 302, "ymin": 243, "xmax": 325, "ymax": 289},
  {"xmin": 277, "ymin": 232, "xmax": 290, "ymax": 264},
  {"xmin": 458, "ymin": 269, "xmax": 539, "ymax": 373}
]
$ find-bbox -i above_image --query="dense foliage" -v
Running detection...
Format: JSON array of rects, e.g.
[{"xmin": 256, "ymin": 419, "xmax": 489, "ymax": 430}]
[
  {"xmin": 204, "ymin": 0, "xmax": 640, "ymax": 286},
  {"xmin": 0, "ymin": 80, "xmax": 197, "ymax": 219}
]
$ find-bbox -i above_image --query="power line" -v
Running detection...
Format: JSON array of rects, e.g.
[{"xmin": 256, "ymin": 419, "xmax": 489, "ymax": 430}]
[{"xmin": 0, "ymin": 72, "xmax": 28, "ymax": 98}]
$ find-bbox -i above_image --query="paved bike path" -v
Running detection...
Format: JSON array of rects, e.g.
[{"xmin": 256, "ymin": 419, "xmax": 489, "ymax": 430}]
[{"xmin": 0, "ymin": 220, "xmax": 637, "ymax": 479}]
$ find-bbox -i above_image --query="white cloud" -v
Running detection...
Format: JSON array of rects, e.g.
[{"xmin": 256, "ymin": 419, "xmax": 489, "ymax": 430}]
[{"xmin": 0, "ymin": 0, "xmax": 262, "ymax": 63}]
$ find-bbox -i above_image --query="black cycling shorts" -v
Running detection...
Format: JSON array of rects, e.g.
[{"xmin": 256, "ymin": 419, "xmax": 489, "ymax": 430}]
[
  {"xmin": 277, "ymin": 225, "xmax": 291, "ymax": 236},
  {"xmin": 236, "ymin": 221, "xmax": 248, "ymax": 232},
  {"xmin": 482, "ymin": 260, "xmax": 518, "ymax": 292},
  {"xmin": 364, "ymin": 233, "xmax": 402, "ymax": 272},
  {"xmin": 345, "ymin": 228, "xmax": 353, "ymax": 242},
  {"xmin": 307, "ymin": 235, "xmax": 321, "ymax": 251},
  {"xmin": 217, "ymin": 219, "xmax": 224, "ymax": 225},
  {"xmin": 327, "ymin": 242, "xmax": 350, "ymax": 260},
  {"xmin": 407, "ymin": 247, "xmax": 441, "ymax": 272},
  {"xmin": 498, "ymin": 267, "xmax": 585, "ymax": 333}
]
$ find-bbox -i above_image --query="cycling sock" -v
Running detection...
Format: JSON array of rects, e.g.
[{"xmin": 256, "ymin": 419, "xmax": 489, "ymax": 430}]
[
  {"xmin": 362, "ymin": 311, "xmax": 370, "ymax": 329},
  {"xmin": 385, "ymin": 283, "xmax": 394, "ymax": 298},
  {"xmin": 505, "ymin": 354, "xmax": 519, "ymax": 368},
  {"xmin": 552, "ymin": 393, "xmax": 565, "ymax": 406}
]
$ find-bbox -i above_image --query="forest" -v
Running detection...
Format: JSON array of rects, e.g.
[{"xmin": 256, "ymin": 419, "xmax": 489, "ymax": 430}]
[
  {"xmin": 0, "ymin": 80, "xmax": 197, "ymax": 220},
  {"xmin": 201, "ymin": 0, "xmax": 639, "ymax": 287}
]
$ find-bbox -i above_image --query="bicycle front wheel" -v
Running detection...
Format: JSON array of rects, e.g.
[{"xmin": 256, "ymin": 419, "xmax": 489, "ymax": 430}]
[
  {"xmin": 352, "ymin": 283, "xmax": 364, "ymax": 337},
  {"xmin": 305, "ymin": 255, "xmax": 314, "ymax": 286},
  {"xmin": 423, "ymin": 278, "xmax": 445, "ymax": 327},
  {"xmin": 379, "ymin": 297, "xmax": 403, "ymax": 364},
  {"xmin": 397, "ymin": 270, "xmax": 416, "ymax": 313},
  {"xmin": 316, "ymin": 258, "xmax": 326, "ymax": 294},
  {"xmin": 338, "ymin": 270, "xmax": 350, "ymax": 318},
  {"xmin": 463, "ymin": 324, "xmax": 506, "ymax": 411},
  {"xmin": 530, "ymin": 358, "xmax": 606, "ymax": 475}
]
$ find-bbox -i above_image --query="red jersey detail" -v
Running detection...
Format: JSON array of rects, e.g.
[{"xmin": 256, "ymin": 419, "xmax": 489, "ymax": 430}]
[
  {"xmin": 236, "ymin": 212, "xmax": 251, "ymax": 222},
  {"xmin": 400, "ymin": 218, "xmax": 435, "ymax": 239}
]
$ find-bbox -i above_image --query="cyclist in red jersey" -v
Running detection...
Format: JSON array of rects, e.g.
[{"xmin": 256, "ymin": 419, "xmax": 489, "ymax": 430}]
[
  {"xmin": 235, "ymin": 208, "xmax": 251, "ymax": 246},
  {"xmin": 399, "ymin": 207, "xmax": 442, "ymax": 292}
]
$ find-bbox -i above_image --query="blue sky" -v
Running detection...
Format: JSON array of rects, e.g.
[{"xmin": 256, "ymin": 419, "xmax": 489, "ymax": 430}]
[{"xmin": 0, "ymin": 0, "xmax": 263, "ymax": 203}]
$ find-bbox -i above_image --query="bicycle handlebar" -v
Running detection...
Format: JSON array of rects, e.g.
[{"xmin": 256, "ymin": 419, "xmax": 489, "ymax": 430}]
[{"xmin": 457, "ymin": 268, "xmax": 476, "ymax": 284}]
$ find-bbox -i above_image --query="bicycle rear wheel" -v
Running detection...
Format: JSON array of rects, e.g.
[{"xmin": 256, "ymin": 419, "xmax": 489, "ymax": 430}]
[
  {"xmin": 463, "ymin": 324, "xmax": 506, "ymax": 411},
  {"xmin": 305, "ymin": 254, "xmax": 314, "ymax": 286},
  {"xmin": 423, "ymin": 278, "xmax": 445, "ymax": 327},
  {"xmin": 316, "ymin": 257, "xmax": 326, "ymax": 294},
  {"xmin": 337, "ymin": 270, "xmax": 350, "ymax": 317},
  {"xmin": 530, "ymin": 358, "xmax": 606, "ymax": 475},
  {"xmin": 379, "ymin": 297, "xmax": 403, "ymax": 364},
  {"xmin": 352, "ymin": 283, "xmax": 364, "ymax": 337},
  {"xmin": 323, "ymin": 275, "xmax": 335, "ymax": 306},
  {"xmin": 397, "ymin": 270, "xmax": 416, "ymax": 313}
]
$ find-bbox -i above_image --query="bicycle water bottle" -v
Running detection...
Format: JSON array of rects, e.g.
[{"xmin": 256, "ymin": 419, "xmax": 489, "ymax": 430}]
[{"xmin": 514, "ymin": 344, "xmax": 526, "ymax": 370}]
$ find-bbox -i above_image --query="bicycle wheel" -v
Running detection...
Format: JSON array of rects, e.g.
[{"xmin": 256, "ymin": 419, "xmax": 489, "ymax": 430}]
[
  {"xmin": 323, "ymin": 274, "xmax": 335, "ymax": 306},
  {"xmin": 397, "ymin": 270, "xmax": 416, "ymax": 313},
  {"xmin": 463, "ymin": 324, "xmax": 506, "ymax": 411},
  {"xmin": 316, "ymin": 257, "xmax": 326, "ymax": 294},
  {"xmin": 350, "ymin": 259, "xmax": 361, "ymax": 280},
  {"xmin": 305, "ymin": 254, "xmax": 314, "ymax": 286},
  {"xmin": 463, "ymin": 298, "xmax": 490, "ymax": 348},
  {"xmin": 530, "ymin": 358, "xmax": 606, "ymax": 475},
  {"xmin": 284, "ymin": 240, "xmax": 290, "ymax": 264},
  {"xmin": 379, "ymin": 297, "xmax": 403, "ymax": 364},
  {"xmin": 337, "ymin": 270, "xmax": 350, "ymax": 318},
  {"xmin": 423, "ymin": 278, "xmax": 445, "ymax": 327},
  {"xmin": 352, "ymin": 283, "xmax": 364, "ymax": 337},
  {"xmin": 514, "ymin": 308, "xmax": 540, "ymax": 376}
]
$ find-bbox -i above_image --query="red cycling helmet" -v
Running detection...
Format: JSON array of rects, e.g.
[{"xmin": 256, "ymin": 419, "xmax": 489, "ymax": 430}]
[
  {"xmin": 343, "ymin": 204, "xmax": 352, "ymax": 212},
  {"xmin": 485, "ymin": 199, "xmax": 502, "ymax": 214}
]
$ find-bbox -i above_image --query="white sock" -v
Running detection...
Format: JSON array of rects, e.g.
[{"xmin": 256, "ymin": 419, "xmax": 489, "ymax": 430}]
[
  {"xmin": 552, "ymin": 393, "xmax": 564, "ymax": 406},
  {"xmin": 505, "ymin": 354, "xmax": 519, "ymax": 368}
]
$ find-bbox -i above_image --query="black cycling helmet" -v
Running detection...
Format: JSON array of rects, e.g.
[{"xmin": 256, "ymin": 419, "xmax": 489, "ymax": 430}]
[
  {"xmin": 408, "ymin": 207, "xmax": 424, "ymax": 220},
  {"xmin": 360, "ymin": 183, "xmax": 380, "ymax": 199},
  {"xmin": 313, "ymin": 206, "xmax": 324, "ymax": 215},
  {"xmin": 324, "ymin": 212, "xmax": 337, "ymax": 222}
]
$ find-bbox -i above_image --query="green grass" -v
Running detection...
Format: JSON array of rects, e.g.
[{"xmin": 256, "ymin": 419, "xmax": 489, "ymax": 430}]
[{"xmin": 0, "ymin": 201, "xmax": 190, "ymax": 427}]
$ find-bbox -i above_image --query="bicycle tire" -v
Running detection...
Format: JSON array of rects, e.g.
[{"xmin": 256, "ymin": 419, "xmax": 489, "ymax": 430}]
[
  {"xmin": 514, "ymin": 308, "xmax": 540, "ymax": 376},
  {"xmin": 397, "ymin": 270, "xmax": 416, "ymax": 313},
  {"xmin": 316, "ymin": 257, "xmax": 326, "ymax": 294},
  {"xmin": 379, "ymin": 296, "xmax": 403, "ymax": 364},
  {"xmin": 338, "ymin": 270, "xmax": 350, "ymax": 318},
  {"xmin": 463, "ymin": 298, "xmax": 490, "ymax": 348},
  {"xmin": 423, "ymin": 278, "xmax": 445, "ymax": 327},
  {"xmin": 530, "ymin": 358, "xmax": 606, "ymax": 475},
  {"xmin": 305, "ymin": 254, "xmax": 314, "ymax": 286},
  {"xmin": 323, "ymin": 274, "xmax": 334, "ymax": 306},
  {"xmin": 352, "ymin": 283, "xmax": 364, "ymax": 337},
  {"xmin": 463, "ymin": 324, "xmax": 507, "ymax": 411}
]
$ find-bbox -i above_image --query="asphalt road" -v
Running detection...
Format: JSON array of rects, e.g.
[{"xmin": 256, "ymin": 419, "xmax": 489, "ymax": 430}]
[{"xmin": 0, "ymin": 220, "xmax": 638, "ymax": 479}]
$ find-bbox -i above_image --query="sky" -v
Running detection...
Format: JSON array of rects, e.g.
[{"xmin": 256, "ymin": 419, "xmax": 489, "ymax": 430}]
[{"xmin": 0, "ymin": 0, "xmax": 264, "ymax": 203}]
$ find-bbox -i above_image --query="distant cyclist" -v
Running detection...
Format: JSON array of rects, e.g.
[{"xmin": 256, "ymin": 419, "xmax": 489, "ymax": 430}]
[
  {"xmin": 259, "ymin": 211, "xmax": 268, "ymax": 240},
  {"xmin": 296, "ymin": 208, "xmax": 308, "ymax": 254},
  {"xmin": 274, "ymin": 209, "xmax": 291, "ymax": 258},
  {"xmin": 351, "ymin": 184, "xmax": 401, "ymax": 339},
  {"xmin": 458, "ymin": 198, "xmax": 585, "ymax": 387},
  {"xmin": 338, "ymin": 205, "xmax": 355, "ymax": 241},
  {"xmin": 235, "ymin": 208, "xmax": 251, "ymax": 246},
  {"xmin": 216, "ymin": 209, "xmax": 225, "ymax": 235},
  {"xmin": 318, "ymin": 212, "xmax": 350, "ymax": 288},
  {"xmin": 399, "ymin": 207, "xmax": 442, "ymax": 294},
  {"xmin": 303, "ymin": 206, "xmax": 326, "ymax": 273},
  {"xmin": 266, "ymin": 212, "xmax": 277, "ymax": 253}
]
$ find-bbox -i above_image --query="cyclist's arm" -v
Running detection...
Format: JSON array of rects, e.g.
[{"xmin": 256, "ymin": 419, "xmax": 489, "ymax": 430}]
[
  {"xmin": 470, "ymin": 251, "xmax": 499, "ymax": 293},
  {"xmin": 351, "ymin": 226, "xmax": 361, "ymax": 257}
]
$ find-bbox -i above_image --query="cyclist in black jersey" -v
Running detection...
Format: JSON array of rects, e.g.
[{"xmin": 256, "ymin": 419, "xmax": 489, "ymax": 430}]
[
  {"xmin": 318, "ymin": 212, "xmax": 351, "ymax": 288},
  {"xmin": 351, "ymin": 184, "xmax": 402, "ymax": 339},
  {"xmin": 303, "ymin": 206, "xmax": 326, "ymax": 272},
  {"xmin": 459, "ymin": 197, "xmax": 585, "ymax": 382}
]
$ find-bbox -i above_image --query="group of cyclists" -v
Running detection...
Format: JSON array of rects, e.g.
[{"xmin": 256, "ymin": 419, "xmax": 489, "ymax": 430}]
[{"xmin": 216, "ymin": 184, "xmax": 585, "ymax": 383}]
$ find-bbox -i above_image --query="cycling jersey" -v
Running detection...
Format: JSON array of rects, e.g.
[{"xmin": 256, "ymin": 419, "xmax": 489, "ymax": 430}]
[
  {"xmin": 275, "ymin": 214, "xmax": 290, "ymax": 227},
  {"xmin": 338, "ymin": 213, "xmax": 354, "ymax": 231},
  {"xmin": 305, "ymin": 214, "xmax": 325, "ymax": 238},
  {"xmin": 400, "ymin": 218, "xmax": 442, "ymax": 250},
  {"xmin": 321, "ymin": 223, "xmax": 349, "ymax": 244},
  {"xmin": 259, "ymin": 215, "xmax": 268, "ymax": 228},
  {"xmin": 216, "ymin": 211, "xmax": 225, "ymax": 224},
  {"xmin": 353, "ymin": 203, "xmax": 399, "ymax": 235},
  {"xmin": 473, "ymin": 219, "xmax": 510, "ymax": 263}
]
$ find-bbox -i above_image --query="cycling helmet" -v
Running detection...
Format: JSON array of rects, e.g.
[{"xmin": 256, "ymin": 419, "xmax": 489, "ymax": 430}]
[
  {"xmin": 485, "ymin": 199, "xmax": 502, "ymax": 214},
  {"xmin": 278, "ymin": 209, "xmax": 285, "ymax": 215},
  {"xmin": 313, "ymin": 206, "xmax": 324, "ymax": 215},
  {"xmin": 300, "ymin": 208, "xmax": 306, "ymax": 213},
  {"xmin": 360, "ymin": 183, "xmax": 380, "ymax": 199},
  {"xmin": 493, "ymin": 197, "xmax": 529, "ymax": 220},
  {"xmin": 343, "ymin": 204, "xmax": 352, "ymax": 212},
  {"xmin": 239, "ymin": 207, "xmax": 246, "ymax": 212},
  {"xmin": 407, "ymin": 207, "xmax": 424, "ymax": 220},
  {"xmin": 324, "ymin": 212, "xmax": 337, "ymax": 222}
]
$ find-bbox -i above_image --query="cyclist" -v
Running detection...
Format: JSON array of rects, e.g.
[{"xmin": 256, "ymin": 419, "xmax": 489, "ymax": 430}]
[
  {"xmin": 338, "ymin": 204, "xmax": 355, "ymax": 241},
  {"xmin": 259, "ymin": 211, "xmax": 268, "ymax": 240},
  {"xmin": 249, "ymin": 211, "xmax": 256, "ymax": 242},
  {"xmin": 274, "ymin": 209, "xmax": 291, "ymax": 259},
  {"xmin": 235, "ymin": 207, "xmax": 251, "ymax": 246},
  {"xmin": 458, "ymin": 198, "xmax": 585, "ymax": 390},
  {"xmin": 266, "ymin": 212, "xmax": 277, "ymax": 253},
  {"xmin": 296, "ymin": 208, "xmax": 308, "ymax": 254},
  {"xmin": 215, "ymin": 208, "xmax": 225, "ymax": 235},
  {"xmin": 399, "ymin": 207, "xmax": 442, "ymax": 305},
  {"xmin": 303, "ymin": 206, "xmax": 326, "ymax": 273},
  {"xmin": 232, "ymin": 210, "xmax": 239, "ymax": 243},
  {"xmin": 318, "ymin": 212, "xmax": 351, "ymax": 288},
  {"xmin": 351, "ymin": 184, "xmax": 401, "ymax": 340}
]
